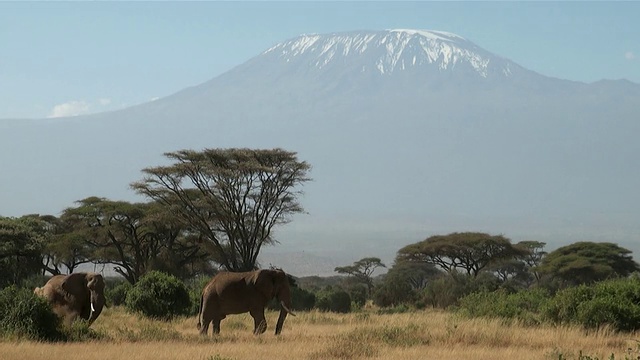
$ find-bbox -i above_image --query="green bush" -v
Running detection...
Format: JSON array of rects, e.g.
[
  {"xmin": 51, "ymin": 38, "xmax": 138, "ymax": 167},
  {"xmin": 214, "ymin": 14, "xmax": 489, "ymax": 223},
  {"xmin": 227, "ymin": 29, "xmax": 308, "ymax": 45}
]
[
  {"xmin": 543, "ymin": 277, "xmax": 640, "ymax": 332},
  {"xmin": 125, "ymin": 271, "xmax": 191, "ymax": 320},
  {"xmin": 422, "ymin": 272, "xmax": 499, "ymax": 309},
  {"xmin": 372, "ymin": 280, "xmax": 416, "ymax": 308},
  {"xmin": 185, "ymin": 275, "xmax": 212, "ymax": 316},
  {"xmin": 316, "ymin": 288, "xmax": 352, "ymax": 313},
  {"xmin": 291, "ymin": 286, "xmax": 316, "ymax": 311},
  {"xmin": 458, "ymin": 288, "xmax": 548, "ymax": 325},
  {"xmin": 105, "ymin": 281, "xmax": 133, "ymax": 307},
  {"xmin": 0, "ymin": 285, "xmax": 65, "ymax": 341},
  {"xmin": 64, "ymin": 320, "xmax": 107, "ymax": 341}
]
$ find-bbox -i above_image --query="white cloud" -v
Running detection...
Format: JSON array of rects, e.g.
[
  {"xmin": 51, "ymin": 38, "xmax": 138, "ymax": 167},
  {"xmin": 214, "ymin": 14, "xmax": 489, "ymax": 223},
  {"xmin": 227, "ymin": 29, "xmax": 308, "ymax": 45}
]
[
  {"xmin": 625, "ymin": 51, "xmax": 635, "ymax": 60},
  {"xmin": 48, "ymin": 100, "xmax": 92, "ymax": 118},
  {"xmin": 98, "ymin": 98, "xmax": 112, "ymax": 106},
  {"xmin": 47, "ymin": 98, "xmax": 115, "ymax": 118},
  {"xmin": 150, "ymin": 97, "xmax": 160, "ymax": 102}
]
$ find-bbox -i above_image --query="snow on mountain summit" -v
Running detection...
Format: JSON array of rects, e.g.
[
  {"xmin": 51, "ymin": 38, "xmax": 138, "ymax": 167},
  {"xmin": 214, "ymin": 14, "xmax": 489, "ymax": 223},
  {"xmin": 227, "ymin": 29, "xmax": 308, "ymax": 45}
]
[{"xmin": 264, "ymin": 29, "xmax": 514, "ymax": 78}]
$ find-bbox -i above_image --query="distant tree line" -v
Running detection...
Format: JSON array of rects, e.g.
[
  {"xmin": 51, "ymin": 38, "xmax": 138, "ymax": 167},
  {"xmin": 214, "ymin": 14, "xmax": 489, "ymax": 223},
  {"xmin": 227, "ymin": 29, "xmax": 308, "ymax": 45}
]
[{"xmin": 328, "ymin": 232, "xmax": 639, "ymax": 310}]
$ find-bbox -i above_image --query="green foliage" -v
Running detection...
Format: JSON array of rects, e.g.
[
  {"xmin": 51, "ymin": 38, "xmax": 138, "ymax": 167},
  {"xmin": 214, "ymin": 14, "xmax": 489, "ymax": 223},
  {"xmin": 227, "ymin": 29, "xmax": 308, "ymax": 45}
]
[
  {"xmin": 291, "ymin": 286, "xmax": 316, "ymax": 311},
  {"xmin": 372, "ymin": 277, "xmax": 416, "ymax": 307},
  {"xmin": 132, "ymin": 148, "xmax": 312, "ymax": 272},
  {"xmin": 316, "ymin": 287, "xmax": 352, "ymax": 313},
  {"xmin": 422, "ymin": 272, "xmax": 499, "ymax": 309},
  {"xmin": 373, "ymin": 260, "xmax": 442, "ymax": 308},
  {"xmin": 19, "ymin": 274, "xmax": 50, "ymax": 292},
  {"xmin": 0, "ymin": 286, "xmax": 64, "ymax": 341},
  {"xmin": 537, "ymin": 242, "xmax": 640, "ymax": 288},
  {"xmin": 397, "ymin": 232, "xmax": 525, "ymax": 278},
  {"xmin": 61, "ymin": 197, "xmax": 212, "ymax": 284},
  {"xmin": 185, "ymin": 275, "xmax": 213, "ymax": 316},
  {"xmin": 457, "ymin": 288, "xmax": 549, "ymax": 325},
  {"xmin": 0, "ymin": 216, "xmax": 46, "ymax": 287},
  {"xmin": 543, "ymin": 277, "xmax": 640, "ymax": 332},
  {"xmin": 125, "ymin": 271, "xmax": 191, "ymax": 320},
  {"xmin": 105, "ymin": 280, "xmax": 133, "ymax": 306},
  {"xmin": 63, "ymin": 320, "xmax": 107, "ymax": 341},
  {"xmin": 334, "ymin": 257, "xmax": 386, "ymax": 297}
]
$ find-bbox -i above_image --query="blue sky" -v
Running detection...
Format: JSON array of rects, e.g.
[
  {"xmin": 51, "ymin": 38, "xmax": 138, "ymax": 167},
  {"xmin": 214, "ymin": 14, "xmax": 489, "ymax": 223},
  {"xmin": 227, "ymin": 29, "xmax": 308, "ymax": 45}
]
[{"xmin": 1, "ymin": 1, "xmax": 638, "ymax": 119}]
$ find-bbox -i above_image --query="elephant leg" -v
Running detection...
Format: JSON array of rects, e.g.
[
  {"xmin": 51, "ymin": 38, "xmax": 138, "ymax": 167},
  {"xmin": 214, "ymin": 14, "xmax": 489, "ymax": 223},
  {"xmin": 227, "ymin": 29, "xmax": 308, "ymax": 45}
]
[
  {"xmin": 250, "ymin": 309, "xmax": 267, "ymax": 335},
  {"xmin": 198, "ymin": 320, "xmax": 210, "ymax": 336},
  {"xmin": 212, "ymin": 315, "xmax": 225, "ymax": 334}
]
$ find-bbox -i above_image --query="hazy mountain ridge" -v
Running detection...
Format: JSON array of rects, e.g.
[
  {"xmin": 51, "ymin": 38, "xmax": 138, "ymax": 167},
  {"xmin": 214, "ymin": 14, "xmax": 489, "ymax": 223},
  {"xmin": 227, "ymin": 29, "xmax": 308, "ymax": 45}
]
[{"xmin": 2, "ymin": 29, "xmax": 640, "ymax": 276}]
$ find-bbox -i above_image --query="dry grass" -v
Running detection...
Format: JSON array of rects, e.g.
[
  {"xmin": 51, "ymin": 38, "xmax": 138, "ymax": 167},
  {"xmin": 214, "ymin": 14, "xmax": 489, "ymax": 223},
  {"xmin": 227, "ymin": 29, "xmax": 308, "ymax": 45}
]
[{"xmin": 1, "ymin": 307, "xmax": 639, "ymax": 360}]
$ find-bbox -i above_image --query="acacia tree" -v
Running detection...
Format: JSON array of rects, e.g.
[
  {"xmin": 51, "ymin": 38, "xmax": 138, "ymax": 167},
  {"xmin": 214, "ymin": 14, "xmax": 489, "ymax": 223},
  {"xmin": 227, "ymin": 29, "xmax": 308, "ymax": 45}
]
[
  {"xmin": 397, "ymin": 232, "xmax": 525, "ymax": 278},
  {"xmin": 486, "ymin": 241, "xmax": 547, "ymax": 288},
  {"xmin": 61, "ymin": 197, "xmax": 152, "ymax": 283},
  {"xmin": 22, "ymin": 214, "xmax": 94, "ymax": 275},
  {"xmin": 373, "ymin": 260, "xmax": 442, "ymax": 307},
  {"xmin": 335, "ymin": 257, "xmax": 386, "ymax": 296},
  {"xmin": 62, "ymin": 197, "xmax": 212, "ymax": 284},
  {"xmin": 0, "ymin": 216, "xmax": 44, "ymax": 286},
  {"xmin": 131, "ymin": 148, "xmax": 311, "ymax": 272},
  {"xmin": 537, "ymin": 241, "xmax": 639, "ymax": 288}
]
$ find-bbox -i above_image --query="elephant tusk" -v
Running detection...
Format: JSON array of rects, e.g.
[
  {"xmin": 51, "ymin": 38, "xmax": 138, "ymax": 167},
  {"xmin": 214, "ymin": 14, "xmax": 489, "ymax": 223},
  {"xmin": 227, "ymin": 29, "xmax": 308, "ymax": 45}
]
[
  {"xmin": 91, "ymin": 302, "xmax": 96, "ymax": 313},
  {"xmin": 280, "ymin": 300, "xmax": 296, "ymax": 316}
]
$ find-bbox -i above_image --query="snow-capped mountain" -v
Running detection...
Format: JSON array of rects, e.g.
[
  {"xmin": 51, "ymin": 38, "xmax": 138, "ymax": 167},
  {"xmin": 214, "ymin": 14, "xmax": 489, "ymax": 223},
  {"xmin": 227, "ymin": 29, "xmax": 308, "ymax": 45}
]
[
  {"xmin": 1, "ymin": 29, "xmax": 640, "ymax": 276},
  {"xmin": 263, "ymin": 29, "xmax": 515, "ymax": 78}
]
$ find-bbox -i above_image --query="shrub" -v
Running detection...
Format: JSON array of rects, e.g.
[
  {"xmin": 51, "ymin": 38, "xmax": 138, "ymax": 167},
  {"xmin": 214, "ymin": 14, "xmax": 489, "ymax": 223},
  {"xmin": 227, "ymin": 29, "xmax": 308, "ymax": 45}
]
[
  {"xmin": 185, "ymin": 275, "xmax": 212, "ymax": 316},
  {"xmin": 0, "ymin": 285, "xmax": 65, "ymax": 341},
  {"xmin": 316, "ymin": 288, "xmax": 352, "ymax": 313},
  {"xmin": 125, "ymin": 271, "xmax": 191, "ymax": 320},
  {"xmin": 372, "ymin": 280, "xmax": 416, "ymax": 308},
  {"xmin": 422, "ymin": 272, "xmax": 499, "ymax": 309},
  {"xmin": 291, "ymin": 286, "xmax": 316, "ymax": 311},
  {"xmin": 105, "ymin": 281, "xmax": 133, "ymax": 307},
  {"xmin": 543, "ymin": 277, "xmax": 640, "ymax": 332},
  {"xmin": 458, "ymin": 288, "xmax": 548, "ymax": 325},
  {"xmin": 64, "ymin": 320, "xmax": 107, "ymax": 341}
]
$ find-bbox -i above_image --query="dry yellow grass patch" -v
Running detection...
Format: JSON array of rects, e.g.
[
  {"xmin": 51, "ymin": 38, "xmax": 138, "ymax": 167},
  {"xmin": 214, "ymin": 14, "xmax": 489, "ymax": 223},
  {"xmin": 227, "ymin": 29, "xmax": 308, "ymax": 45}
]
[{"xmin": 1, "ymin": 307, "xmax": 638, "ymax": 360}]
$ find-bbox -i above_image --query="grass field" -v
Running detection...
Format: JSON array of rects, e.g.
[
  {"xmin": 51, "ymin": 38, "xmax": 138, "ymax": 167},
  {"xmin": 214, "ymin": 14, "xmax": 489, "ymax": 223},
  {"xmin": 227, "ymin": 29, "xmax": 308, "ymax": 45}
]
[{"xmin": 1, "ymin": 307, "xmax": 638, "ymax": 360}]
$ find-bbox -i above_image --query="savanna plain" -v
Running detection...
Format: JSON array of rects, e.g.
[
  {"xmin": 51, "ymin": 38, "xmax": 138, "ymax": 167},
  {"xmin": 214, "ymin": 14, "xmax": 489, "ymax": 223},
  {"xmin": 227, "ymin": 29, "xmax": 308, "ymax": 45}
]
[{"xmin": 1, "ymin": 307, "xmax": 637, "ymax": 360}]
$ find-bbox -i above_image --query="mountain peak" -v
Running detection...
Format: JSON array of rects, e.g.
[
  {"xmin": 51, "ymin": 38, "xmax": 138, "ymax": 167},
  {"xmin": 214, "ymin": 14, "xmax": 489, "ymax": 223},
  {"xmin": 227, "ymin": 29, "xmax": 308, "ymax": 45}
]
[
  {"xmin": 263, "ymin": 29, "xmax": 514, "ymax": 79},
  {"xmin": 387, "ymin": 29, "xmax": 467, "ymax": 42}
]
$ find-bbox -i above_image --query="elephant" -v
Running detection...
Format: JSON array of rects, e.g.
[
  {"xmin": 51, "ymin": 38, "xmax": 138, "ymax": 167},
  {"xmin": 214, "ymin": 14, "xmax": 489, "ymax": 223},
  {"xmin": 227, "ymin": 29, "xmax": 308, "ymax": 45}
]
[
  {"xmin": 197, "ymin": 268, "xmax": 296, "ymax": 336},
  {"xmin": 34, "ymin": 272, "xmax": 106, "ymax": 327}
]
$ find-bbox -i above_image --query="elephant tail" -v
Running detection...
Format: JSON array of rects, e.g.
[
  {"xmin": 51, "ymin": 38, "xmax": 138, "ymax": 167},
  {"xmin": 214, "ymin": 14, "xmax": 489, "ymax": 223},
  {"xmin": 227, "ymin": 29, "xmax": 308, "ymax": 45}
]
[{"xmin": 196, "ymin": 294, "xmax": 203, "ymax": 330}]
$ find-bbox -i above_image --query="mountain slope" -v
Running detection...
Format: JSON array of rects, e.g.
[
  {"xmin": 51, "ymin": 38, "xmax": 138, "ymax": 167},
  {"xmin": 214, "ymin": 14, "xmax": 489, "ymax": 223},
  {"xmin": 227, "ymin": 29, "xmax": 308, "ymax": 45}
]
[{"xmin": 2, "ymin": 29, "xmax": 640, "ymax": 275}]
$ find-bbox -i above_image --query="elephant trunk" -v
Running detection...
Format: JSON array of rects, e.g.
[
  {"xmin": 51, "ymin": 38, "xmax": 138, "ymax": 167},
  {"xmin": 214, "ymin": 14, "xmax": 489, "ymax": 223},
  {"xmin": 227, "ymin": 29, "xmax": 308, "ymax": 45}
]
[{"xmin": 87, "ymin": 291, "xmax": 105, "ymax": 326}]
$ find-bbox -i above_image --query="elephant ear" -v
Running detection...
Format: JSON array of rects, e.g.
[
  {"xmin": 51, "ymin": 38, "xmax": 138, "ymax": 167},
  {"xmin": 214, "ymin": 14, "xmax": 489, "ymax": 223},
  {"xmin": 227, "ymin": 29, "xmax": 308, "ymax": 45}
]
[
  {"xmin": 61, "ymin": 272, "xmax": 88, "ymax": 294},
  {"xmin": 254, "ymin": 270, "xmax": 276, "ymax": 300}
]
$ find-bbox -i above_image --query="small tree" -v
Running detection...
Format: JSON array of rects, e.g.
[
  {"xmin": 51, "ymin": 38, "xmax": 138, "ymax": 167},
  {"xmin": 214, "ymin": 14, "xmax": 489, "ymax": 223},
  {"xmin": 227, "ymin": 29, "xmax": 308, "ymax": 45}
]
[{"xmin": 335, "ymin": 257, "xmax": 386, "ymax": 297}]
